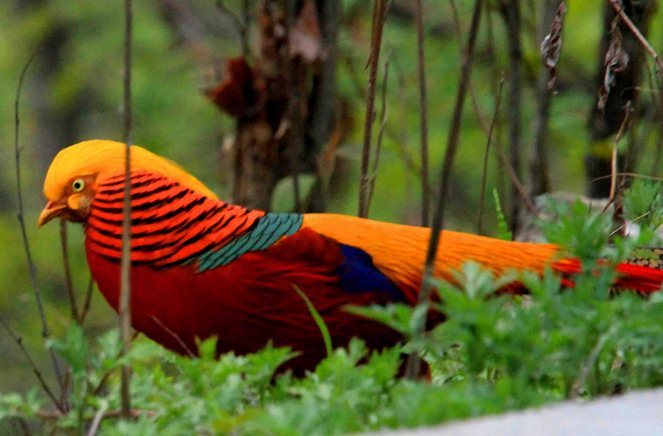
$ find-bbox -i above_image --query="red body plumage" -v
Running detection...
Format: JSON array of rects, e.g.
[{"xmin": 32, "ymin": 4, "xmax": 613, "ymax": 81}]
[{"xmin": 87, "ymin": 227, "xmax": 400, "ymax": 374}]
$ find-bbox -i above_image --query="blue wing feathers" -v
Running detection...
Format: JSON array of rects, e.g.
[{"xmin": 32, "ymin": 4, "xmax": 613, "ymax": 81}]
[{"xmin": 337, "ymin": 244, "xmax": 403, "ymax": 301}]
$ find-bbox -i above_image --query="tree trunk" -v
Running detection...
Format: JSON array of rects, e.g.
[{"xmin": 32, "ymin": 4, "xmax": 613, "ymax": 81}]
[{"xmin": 209, "ymin": 0, "xmax": 339, "ymax": 211}]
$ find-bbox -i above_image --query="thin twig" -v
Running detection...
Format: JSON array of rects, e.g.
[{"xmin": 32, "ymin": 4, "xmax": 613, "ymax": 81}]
[
  {"xmin": 608, "ymin": 101, "xmax": 633, "ymax": 202},
  {"xmin": 366, "ymin": 57, "xmax": 390, "ymax": 208},
  {"xmin": 217, "ymin": 0, "xmax": 250, "ymax": 57},
  {"xmin": 592, "ymin": 172, "xmax": 663, "ymax": 182},
  {"xmin": 60, "ymin": 221, "xmax": 80, "ymax": 323},
  {"xmin": 477, "ymin": 75, "xmax": 505, "ymax": 234},
  {"xmin": 609, "ymin": 0, "xmax": 663, "ymax": 73},
  {"xmin": 16, "ymin": 417, "xmax": 33, "ymax": 436},
  {"xmin": 609, "ymin": 210, "xmax": 650, "ymax": 237},
  {"xmin": 150, "ymin": 315, "xmax": 196, "ymax": 358},
  {"xmin": 415, "ymin": 0, "xmax": 430, "ymax": 226},
  {"xmin": 343, "ymin": 53, "xmax": 424, "ymax": 185},
  {"xmin": 79, "ymin": 276, "xmax": 95, "ymax": 324},
  {"xmin": 449, "ymin": 0, "xmax": 491, "ymax": 134},
  {"xmin": 119, "ymin": 0, "xmax": 134, "ymax": 419},
  {"xmin": 89, "ymin": 331, "xmax": 138, "ymax": 399},
  {"xmin": 358, "ymin": 0, "xmax": 388, "ymax": 218},
  {"xmin": 14, "ymin": 49, "xmax": 66, "ymax": 396},
  {"xmin": 0, "ymin": 315, "xmax": 63, "ymax": 412},
  {"xmin": 496, "ymin": 144, "xmax": 537, "ymax": 214},
  {"xmin": 37, "ymin": 409, "xmax": 155, "ymax": 420},
  {"xmin": 86, "ymin": 402, "xmax": 109, "ymax": 436},
  {"xmin": 405, "ymin": 0, "xmax": 484, "ymax": 379},
  {"xmin": 570, "ymin": 326, "xmax": 615, "ymax": 399}
]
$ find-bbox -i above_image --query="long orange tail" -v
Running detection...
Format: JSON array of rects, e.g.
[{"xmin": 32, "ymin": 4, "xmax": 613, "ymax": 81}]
[{"xmin": 302, "ymin": 214, "xmax": 663, "ymax": 300}]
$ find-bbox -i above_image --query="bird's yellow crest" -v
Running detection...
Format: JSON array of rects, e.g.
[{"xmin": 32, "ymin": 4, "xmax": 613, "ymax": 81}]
[{"xmin": 43, "ymin": 140, "xmax": 218, "ymax": 201}]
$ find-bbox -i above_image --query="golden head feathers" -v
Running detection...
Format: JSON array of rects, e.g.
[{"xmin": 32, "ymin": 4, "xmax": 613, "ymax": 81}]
[{"xmin": 43, "ymin": 140, "xmax": 217, "ymax": 201}]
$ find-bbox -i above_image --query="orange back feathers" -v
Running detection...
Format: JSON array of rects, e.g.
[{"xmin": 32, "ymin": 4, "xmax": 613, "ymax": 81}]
[{"xmin": 302, "ymin": 214, "xmax": 559, "ymax": 301}]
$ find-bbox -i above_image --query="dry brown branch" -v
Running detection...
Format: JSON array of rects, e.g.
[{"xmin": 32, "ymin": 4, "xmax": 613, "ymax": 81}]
[
  {"xmin": 592, "ymin": 172, "xmax": 663, "ymax": 182},
  {"xmin": 0, "ymin": 315, "xmax": 64, "ymax": 413},
  {"xmin": 405, "ymin": 0, "xmax": 484, "ymax": 379},
  {"xmin": 79, "ymin": 276, "xmax": 95, "ymax": 324},
  {"xmin": 13, "ymin": 48, "xmax": 66, "ymax": 399},
  {"xmin": 415, "ymin": 0, "xmax": 430, "ymax": 226},
  {"xmin": 366, "ymin": 57, "xmax": 390, "ymax": 209},
  {"xmin": 569, "ymin": 326, "xmax": 615, "ymax": 399},
  {"xmin": 150, "ymin": 315, "xmax": 196, "ymax": 358},
  {"xmin": 358, "ymin": 0, "xmax": 388, "ymax": 218},
  {"xmin": 86, "ymin": 401, "xmax": 108, "ymax": 436},
  {"xmin": 477, "ymin": 75, "xmax": 505, "ymax": 234},
  {"xmin": 59, "ymin": 221, "xmax": 80, "ymax": 323},
  {"xmin": 36, "ymin": 408, "xmax": 156, "ymax": 420},
  {"xmin": 608, "ymin": 101, "xmax": 633, "ymax": 202},
  {"xmin": 119, "ymin": 0, "xmax": 134, "ymax": 419},
  {"xmin": 449, "ymin": 0, "xmax": 491, "ymax": 135},
  {"xmin": 451, "ymin": 5, "xmax": 488, "ymax": 132},
  {"xmin": 609, "ymin": 0, "xmax": 663, "ymax": 72},
  {"xmin": 497, "ymin": 144, "xmax": 537, "ymax": 214}
]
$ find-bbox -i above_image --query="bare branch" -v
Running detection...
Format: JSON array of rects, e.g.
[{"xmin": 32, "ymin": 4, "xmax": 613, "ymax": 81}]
[
  {"xmin": 37, "ymin": 408, "xmax": 155, "ymax": 420},
  {"xmin": 358, "ymin": 0, "xmax": 389, "ymax": 218},
  {"xmin": 59, "ymin": 221, "xmax": 80, "ymax": 323},
  {"xmin": 366, "ymin": 57, "xmax": 390, "ymax": 208},
  {"xmin": 79, "ymin": 276, "xmax": 95, "ymax": 324},
  {"xmin": 405, "ymin": 0, "xmax": 484, "ymax": 379},
  {"xmin": 14, "ymin": 48, "xmax": 66, "ymax": 397},
  {"xmin": 415, "ymin": 0, "xmax": 430, "ymax": 226},
  {"xmin": 119, "ymin": 0, "xmax": 134, "ymax": 419},
  {"xmin": 570, "ymin": 326, "xmax": 616, "ymax": 399},
  {"xmin": 150, "ymin": 315, "xmax": 196, "ymax": 358},
  {"xmin": 477, "ymin": 75, "xmax": 505, "ymax": 234},
  {"xmin": 86, "ymin": 401, "xmax": 109, "ymax": 436},
  {"xmin": 0, "ymin": 315, "xmax": 64, "ymax": 413},
  {"xmin": 449, "ymin": 0, "xmax": 491, "ymax": 135},
  {"xmin": 609, "ymin": 0, "xmax": 663, "ymax": 73}
]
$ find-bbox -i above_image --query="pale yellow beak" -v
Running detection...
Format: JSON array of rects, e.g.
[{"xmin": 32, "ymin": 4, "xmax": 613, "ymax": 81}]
[{"xmin": 38, "ymin": 201, "xmax": 67, "ymax": 227}]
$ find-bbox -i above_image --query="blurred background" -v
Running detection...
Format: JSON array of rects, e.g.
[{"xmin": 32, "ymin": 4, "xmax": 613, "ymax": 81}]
[{"xmin": 0, "ymin": 0, "xmax": 661, "ymax": 394}]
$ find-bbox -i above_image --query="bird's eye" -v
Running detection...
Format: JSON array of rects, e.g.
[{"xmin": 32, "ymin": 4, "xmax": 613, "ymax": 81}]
[{"xmin": 71, "ymin": 178, "xmax": 85, "ymax": 192}]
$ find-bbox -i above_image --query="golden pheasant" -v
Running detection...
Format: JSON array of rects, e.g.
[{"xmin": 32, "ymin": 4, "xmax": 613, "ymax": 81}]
[{"xmin": 38, "ymin": 140, "xmax": 663, "ymax": 373}]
